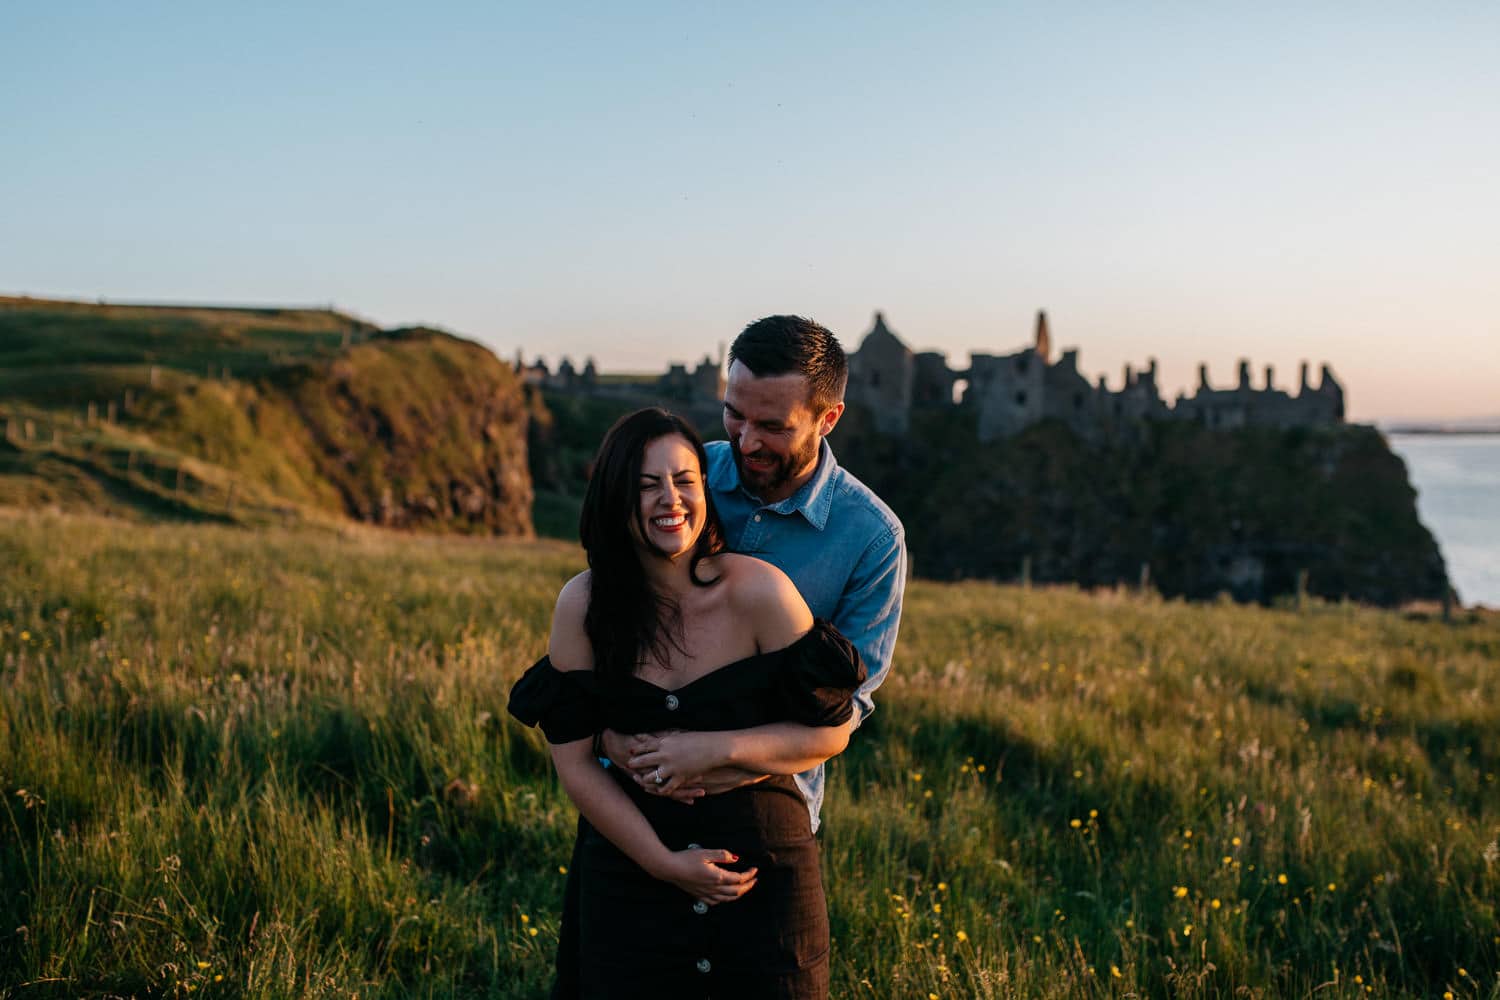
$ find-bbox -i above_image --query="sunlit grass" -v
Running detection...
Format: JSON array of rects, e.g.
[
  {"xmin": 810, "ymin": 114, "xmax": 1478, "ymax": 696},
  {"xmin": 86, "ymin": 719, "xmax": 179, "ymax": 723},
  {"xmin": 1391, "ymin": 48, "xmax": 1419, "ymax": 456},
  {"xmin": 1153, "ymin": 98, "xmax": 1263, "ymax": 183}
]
[{"xmin": 1, "ymin": 508, "xmax": 1496, "ymax": 998}]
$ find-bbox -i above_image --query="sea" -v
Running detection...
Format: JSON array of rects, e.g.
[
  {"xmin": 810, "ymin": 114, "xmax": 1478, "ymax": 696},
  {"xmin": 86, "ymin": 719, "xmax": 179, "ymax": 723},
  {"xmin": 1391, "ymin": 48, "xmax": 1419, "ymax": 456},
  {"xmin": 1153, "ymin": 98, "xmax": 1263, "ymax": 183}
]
[{"xmin": 1387, "ymin": 433, "xmax": 1500, "ymax": 608}]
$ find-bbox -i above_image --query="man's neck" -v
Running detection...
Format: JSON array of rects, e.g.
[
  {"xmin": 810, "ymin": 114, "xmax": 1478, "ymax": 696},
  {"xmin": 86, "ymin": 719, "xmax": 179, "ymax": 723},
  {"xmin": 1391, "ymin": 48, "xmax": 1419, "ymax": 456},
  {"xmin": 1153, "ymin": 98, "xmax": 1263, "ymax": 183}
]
[{"xmin": 757, "ymin": 452, "xmax": 821, "ymax": 505}]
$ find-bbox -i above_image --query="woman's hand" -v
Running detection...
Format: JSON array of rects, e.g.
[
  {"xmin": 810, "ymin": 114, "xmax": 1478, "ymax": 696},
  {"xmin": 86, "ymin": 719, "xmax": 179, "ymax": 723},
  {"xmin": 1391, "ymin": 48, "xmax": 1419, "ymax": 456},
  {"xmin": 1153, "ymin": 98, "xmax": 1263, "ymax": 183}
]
[
  {"xmin": 627, "ymin": 730, "xmax": 729, "ymax": 796},
  {"xmin": 648, "ymin": 847, "xmax": 758, "ymax": 905}
]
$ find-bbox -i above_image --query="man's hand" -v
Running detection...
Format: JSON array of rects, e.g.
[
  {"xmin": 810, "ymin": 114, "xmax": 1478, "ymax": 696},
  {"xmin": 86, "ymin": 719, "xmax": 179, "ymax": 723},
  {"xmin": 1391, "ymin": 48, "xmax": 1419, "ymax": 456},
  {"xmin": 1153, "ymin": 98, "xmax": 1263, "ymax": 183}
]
[
  {"xmin": 598, "ymin": 728, "xmax": 774, "ymax": 803},
  {"xmin": 627, "ymin": 730, "xmax": 728, "ymax": 792},
  {"xmin": 596, "ymin": 728, "xmax": 634, "ymax": 771}
]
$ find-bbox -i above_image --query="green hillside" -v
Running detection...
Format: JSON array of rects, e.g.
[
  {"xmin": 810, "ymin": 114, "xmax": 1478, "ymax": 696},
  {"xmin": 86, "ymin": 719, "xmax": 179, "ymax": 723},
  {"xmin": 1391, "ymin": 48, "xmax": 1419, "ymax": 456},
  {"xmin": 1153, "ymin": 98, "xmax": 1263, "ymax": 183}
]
[
  {"xmin": 0, "ymin": 510, "xmax": 1494, "ymax": 997},
  {"xmin": 0, "ymin": 297, "xmax": 532, "ymax": 534}
]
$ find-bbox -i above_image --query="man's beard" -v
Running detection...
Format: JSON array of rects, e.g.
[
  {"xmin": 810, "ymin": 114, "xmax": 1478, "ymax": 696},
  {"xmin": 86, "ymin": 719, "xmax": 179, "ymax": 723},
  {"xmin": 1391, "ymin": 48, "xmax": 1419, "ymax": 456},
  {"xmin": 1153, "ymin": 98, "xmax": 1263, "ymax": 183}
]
[{"xmin": 731, "ymin": 431, "xmax": 820, "ymax": 500}]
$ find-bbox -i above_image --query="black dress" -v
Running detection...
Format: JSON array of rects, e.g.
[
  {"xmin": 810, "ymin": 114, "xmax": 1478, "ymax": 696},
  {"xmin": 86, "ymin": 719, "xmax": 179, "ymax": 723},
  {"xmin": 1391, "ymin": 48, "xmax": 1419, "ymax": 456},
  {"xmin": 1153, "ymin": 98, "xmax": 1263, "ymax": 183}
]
[{"xmin": 508, "ymin": 621, "xmax": 864, "ymax": 1000}]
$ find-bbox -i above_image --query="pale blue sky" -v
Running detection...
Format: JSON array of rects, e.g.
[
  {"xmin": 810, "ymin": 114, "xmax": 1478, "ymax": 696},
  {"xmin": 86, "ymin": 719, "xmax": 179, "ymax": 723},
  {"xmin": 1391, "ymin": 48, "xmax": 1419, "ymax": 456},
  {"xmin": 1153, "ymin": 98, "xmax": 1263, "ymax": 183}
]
[{"xmin": 4, "ymin": 3, "xmax": 1496, "ymax": 420}]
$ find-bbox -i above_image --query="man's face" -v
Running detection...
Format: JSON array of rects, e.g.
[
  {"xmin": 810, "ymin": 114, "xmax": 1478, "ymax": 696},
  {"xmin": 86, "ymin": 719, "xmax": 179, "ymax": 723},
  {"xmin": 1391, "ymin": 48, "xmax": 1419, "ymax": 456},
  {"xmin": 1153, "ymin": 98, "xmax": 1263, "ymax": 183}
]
[{"xmin": 722, "ymin": 360, "xmax": 842, "ymax": 504}]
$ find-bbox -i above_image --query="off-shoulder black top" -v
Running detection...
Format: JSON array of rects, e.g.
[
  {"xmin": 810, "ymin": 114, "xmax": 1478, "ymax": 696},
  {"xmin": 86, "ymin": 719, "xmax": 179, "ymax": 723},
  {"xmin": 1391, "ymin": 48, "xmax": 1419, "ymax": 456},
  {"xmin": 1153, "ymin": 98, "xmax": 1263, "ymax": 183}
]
[{"xmin": 507, "ymin": 619, "xmax": 865, "ymax": 744}]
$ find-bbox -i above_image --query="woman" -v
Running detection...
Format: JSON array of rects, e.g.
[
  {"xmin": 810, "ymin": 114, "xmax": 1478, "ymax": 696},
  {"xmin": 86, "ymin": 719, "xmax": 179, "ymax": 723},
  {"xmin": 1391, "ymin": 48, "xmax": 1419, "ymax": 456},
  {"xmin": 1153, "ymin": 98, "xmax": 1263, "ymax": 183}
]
[{"xmin": 508, "ymin": 407, "xmax": 864, "ymax": 998}]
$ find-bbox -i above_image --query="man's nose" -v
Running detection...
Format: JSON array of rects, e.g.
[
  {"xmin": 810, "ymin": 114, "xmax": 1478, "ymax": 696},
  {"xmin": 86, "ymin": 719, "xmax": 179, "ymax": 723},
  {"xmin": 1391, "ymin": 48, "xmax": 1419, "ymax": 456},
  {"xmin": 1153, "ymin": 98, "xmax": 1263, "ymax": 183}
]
[{"xmin": 738, "ymin": 425, "xmax": 760, "ymax": 454}]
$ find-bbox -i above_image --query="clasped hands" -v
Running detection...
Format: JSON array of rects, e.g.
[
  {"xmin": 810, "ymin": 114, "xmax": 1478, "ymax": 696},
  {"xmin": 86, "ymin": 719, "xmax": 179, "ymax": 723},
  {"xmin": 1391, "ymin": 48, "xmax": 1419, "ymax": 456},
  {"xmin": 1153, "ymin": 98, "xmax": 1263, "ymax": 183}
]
[{"xmin": 599, "ymin": 728, "xmax": 767, "ymax": 804}]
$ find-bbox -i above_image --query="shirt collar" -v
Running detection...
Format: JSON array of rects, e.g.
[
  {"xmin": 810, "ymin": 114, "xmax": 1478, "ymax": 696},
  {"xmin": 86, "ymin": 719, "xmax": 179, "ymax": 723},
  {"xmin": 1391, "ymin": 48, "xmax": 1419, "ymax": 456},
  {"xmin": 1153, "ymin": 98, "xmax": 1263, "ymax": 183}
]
[{"xmin": 712, "ymin": 438, "xmax": 839, "ymax": 531}]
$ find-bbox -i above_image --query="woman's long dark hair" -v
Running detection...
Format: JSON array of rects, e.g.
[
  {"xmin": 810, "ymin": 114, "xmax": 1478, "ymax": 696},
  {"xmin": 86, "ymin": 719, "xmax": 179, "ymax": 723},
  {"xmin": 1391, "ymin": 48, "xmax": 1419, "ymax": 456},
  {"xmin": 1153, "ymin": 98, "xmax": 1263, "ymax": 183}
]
[{"xmin": 579, "ymin": 408, "xmax": 726, "ymax": 683}]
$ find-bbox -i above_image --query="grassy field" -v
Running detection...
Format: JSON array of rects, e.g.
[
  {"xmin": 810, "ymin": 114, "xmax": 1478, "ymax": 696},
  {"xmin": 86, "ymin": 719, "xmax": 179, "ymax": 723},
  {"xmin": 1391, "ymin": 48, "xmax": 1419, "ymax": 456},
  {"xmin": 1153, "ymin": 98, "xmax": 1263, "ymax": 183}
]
[{"xmin": 1, "ymin": 509, "xmax": 1496, "ymax": 998}]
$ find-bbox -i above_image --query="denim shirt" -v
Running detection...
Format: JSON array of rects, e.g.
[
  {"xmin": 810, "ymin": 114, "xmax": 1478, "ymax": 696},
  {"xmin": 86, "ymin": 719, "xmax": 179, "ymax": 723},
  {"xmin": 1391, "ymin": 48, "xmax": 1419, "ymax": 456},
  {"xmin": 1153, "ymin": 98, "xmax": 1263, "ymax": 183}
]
[{"xmin": 705, "ymin": 438, "xmax": 906, "ymax": 832}]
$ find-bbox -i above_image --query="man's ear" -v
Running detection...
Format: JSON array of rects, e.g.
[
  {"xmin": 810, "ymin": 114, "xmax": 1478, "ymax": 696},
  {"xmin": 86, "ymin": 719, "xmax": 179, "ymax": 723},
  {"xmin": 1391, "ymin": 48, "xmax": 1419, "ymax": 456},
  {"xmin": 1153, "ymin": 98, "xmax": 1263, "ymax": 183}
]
[{"xmin": 816, "ymin": 402, "xmax": 845, "ymax": 438}]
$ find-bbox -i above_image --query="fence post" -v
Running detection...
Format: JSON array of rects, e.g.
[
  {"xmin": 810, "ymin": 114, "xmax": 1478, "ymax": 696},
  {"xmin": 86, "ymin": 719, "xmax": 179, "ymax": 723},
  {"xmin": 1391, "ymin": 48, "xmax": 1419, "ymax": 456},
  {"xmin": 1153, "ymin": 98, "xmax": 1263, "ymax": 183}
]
[
  {"xmin": 1138, "ymin": 562, "xmax": 1151, "ymax": 593},
  {"xmin": 1296, "ymin": 568, "xmax": 1308, "ymax": 611},
  {"xmin": 1020, "ymin": 555, "xmax": 1032, "ymax": 590}
]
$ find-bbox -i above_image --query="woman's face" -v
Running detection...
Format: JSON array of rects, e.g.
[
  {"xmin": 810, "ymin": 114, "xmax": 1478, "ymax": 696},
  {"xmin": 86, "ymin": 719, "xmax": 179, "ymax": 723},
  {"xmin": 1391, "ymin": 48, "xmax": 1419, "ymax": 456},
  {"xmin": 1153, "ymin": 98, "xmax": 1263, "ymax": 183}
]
[{"xmin": 634, "ymin": 433, "xmax": 706, "ymax": 560}]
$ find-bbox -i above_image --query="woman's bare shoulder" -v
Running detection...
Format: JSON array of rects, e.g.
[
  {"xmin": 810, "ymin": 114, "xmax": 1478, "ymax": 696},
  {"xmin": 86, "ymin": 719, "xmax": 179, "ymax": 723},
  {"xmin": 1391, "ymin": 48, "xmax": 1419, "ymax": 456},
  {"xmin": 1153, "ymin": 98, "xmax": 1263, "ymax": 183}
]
[
  {"xmin": 716, "ymin": 554, "xmax": 811, "ymax": 648},
  {"xmin": 547, "ymin": 571, "xmax": 594, "ymax": 671}
]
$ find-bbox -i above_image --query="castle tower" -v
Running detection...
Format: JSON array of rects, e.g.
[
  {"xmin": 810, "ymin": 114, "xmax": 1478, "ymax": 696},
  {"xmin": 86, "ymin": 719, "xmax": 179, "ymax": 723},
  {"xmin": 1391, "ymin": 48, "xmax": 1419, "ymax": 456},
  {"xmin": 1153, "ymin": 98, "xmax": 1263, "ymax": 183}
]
[
  {"xmin": 847, "ymin": 310, "xmax": 915, "ymax": 433},
  {"xmin": 1034, "ymin": 310, "xmax": 1052, "ymax": 363}
]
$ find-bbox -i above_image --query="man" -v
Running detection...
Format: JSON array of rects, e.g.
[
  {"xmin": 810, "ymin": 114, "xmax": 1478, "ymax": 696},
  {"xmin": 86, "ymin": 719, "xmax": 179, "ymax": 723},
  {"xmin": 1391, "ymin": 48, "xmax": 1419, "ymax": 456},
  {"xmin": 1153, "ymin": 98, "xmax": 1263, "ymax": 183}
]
[{"xmin": 550, "ymin": 315, "xmax": 906, "ymax": 997}]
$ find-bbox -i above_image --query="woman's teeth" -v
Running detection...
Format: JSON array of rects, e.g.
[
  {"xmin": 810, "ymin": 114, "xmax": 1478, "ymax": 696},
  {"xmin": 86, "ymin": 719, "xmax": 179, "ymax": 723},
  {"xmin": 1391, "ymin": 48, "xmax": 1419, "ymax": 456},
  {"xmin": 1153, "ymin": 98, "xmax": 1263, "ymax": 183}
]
[{"xmin": 652, "ymin": 514, "xmax": 686, "ymax": 528}]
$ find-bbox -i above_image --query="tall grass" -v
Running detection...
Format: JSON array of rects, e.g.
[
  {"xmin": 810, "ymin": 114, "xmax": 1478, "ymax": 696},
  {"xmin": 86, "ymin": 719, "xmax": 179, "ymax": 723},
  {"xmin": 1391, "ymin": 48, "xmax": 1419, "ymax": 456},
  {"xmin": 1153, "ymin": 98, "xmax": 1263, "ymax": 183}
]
[{"xmin": 1, "ymin": 509, "xmax": 1495, "ymax": 998}]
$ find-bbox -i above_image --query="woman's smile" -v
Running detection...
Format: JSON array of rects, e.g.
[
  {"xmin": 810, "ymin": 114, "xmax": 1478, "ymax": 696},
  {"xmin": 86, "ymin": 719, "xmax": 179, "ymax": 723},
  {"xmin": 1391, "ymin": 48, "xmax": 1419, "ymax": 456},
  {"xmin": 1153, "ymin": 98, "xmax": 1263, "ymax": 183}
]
[{"xmin": 636, "ymin": 433, "xmax": 707, "ymax": 557}]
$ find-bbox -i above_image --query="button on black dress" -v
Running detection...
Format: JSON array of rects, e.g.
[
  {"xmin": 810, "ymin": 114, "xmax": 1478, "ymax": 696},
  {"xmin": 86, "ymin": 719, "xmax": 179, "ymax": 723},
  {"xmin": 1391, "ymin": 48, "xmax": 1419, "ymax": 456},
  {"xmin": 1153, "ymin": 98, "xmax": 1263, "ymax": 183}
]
[{"xmin": 508, "ymin": 621, "xmax": 865, "ymax": 1000}]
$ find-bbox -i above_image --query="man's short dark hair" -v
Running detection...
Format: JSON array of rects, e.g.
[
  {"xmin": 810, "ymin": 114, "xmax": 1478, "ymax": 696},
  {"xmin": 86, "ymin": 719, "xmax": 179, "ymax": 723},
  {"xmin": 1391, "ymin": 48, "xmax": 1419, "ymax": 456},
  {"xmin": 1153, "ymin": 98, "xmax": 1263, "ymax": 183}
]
[{"xmin": 727, "ymin": 315, "xmax": 848, "ymax": 413}]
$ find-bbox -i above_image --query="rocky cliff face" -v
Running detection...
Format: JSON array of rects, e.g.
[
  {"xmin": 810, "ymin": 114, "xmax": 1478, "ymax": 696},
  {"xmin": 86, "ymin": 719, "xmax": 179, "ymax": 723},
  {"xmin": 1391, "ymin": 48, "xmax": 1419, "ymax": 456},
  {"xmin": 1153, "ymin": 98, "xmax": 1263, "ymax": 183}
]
[
  {"xmin": 831, "ymin": 407, "xmax": 1449, "ymax": 606},
  {"xmin": 264, "ymin": 329, "xmax": 533, "ymax": 535}
]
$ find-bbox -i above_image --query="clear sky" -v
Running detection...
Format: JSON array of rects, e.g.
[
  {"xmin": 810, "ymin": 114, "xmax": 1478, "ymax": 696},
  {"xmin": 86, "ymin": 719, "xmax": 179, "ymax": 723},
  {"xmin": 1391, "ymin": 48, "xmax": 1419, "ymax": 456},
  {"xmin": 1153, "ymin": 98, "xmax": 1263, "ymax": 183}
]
[{"xmin": 4, "ymin": 3, "xmax": 1496, "ymax": 422}]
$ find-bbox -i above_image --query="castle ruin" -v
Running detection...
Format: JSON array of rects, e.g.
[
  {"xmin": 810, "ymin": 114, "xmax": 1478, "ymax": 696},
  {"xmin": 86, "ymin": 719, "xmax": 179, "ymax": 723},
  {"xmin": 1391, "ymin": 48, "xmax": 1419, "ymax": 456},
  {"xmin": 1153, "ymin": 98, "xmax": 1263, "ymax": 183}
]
[
  {"xmin": 518, "ymin": 311, "xmax": 1344, "ymax": 442},
  {"xmin": 845, "ymin": 311, "xmax": 1344, "ymax": 440}
]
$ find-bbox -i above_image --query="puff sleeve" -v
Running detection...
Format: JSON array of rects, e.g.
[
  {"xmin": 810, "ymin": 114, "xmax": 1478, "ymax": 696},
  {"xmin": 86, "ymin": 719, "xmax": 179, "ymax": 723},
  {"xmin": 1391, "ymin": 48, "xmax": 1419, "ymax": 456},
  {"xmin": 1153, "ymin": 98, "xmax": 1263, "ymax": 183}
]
[
  {"xmin": 776, "ymin": 620, "xmax": 868, "ymax": 727},
  {"xmin": 507, "ymin": 657, "xmax": 601, "ymax": 745}
]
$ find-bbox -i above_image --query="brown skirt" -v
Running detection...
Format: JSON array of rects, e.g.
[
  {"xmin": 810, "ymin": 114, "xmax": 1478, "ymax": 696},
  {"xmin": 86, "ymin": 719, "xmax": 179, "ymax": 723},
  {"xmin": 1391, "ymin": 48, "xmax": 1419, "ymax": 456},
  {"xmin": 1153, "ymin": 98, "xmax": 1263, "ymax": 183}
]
[{"xmin": 576, "ymin": 774, "xmax": 830, "ymax": 1000}]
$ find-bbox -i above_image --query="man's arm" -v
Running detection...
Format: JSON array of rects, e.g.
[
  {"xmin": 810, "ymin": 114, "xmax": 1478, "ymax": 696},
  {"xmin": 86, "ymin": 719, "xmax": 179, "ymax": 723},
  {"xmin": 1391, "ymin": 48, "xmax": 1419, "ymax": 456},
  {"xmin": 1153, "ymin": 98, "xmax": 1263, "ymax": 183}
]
[
  {"xmin": 833, "ymin": 524, "xmax": 907, "ymax": 728},
  {"xmin": 624, "ymin": 718, "xmax": 854, "ymax": 795}
]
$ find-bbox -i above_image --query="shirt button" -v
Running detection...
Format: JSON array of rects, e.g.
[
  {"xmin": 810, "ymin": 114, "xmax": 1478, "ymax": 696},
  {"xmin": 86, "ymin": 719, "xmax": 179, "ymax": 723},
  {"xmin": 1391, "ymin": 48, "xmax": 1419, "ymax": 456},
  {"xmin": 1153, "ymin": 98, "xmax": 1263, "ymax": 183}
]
[
  {"xmin": 693, "ymin": 900, "xmax": 709, "ymax": 915},
  {"xmin": 696, "ymin": 958, "xmax": 712, "ymax": 973},
  {"xmin": 753, "ymin": 514, "xmax": 762, "ymax": 522},
  {"xmin": 664, "ymin": 693, "xmax": 680, "ymax": 711}
]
